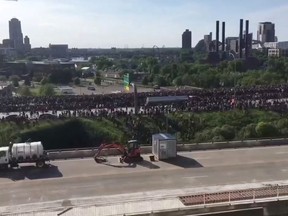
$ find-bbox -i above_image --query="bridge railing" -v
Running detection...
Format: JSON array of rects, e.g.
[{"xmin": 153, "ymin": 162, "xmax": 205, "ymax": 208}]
[
  {"xmin": 46, "ymin": 137, "xmax": 288, "ymax": 153},
  {"xmin": 179, "ymin": 185, "xmax": 288, "ymax": 206}
]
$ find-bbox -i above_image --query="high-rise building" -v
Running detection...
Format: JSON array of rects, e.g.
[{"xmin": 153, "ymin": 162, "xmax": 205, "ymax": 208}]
[
  {"xmin": 182, "ymin": 29, "xmax": 192, "ymax": 49},
  {"xmin": 257, "ymin": 22, "xmax": 275, "ymax": 43},
  {"xmin": 204, "ymin": 32, "xmax": 212, "ymax": 51},
  {"xmin": 9, "ymin": 18, "xmax": 24, "ymax": 51},
  {"xmin": 24, "ymin": 36, "xmax": 31, "ymax": 52}
]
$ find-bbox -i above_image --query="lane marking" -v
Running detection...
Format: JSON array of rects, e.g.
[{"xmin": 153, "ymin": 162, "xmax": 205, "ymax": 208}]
[
  {"xmin": 182, "ymin": 175, "xmax": 208, "ymax": 179},
  {"xmin": 275, "ymin": 152, "xmax": 288, "ymax": 155},
  {"xmin": 189, "ymin": 145, "xmax": 288, "ymax": 154}
]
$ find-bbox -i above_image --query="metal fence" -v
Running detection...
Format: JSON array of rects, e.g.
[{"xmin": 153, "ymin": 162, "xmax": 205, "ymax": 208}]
[
  {"xmin": 179, "ymin": 185, "xmax": 288, "ymax": 206},
  {"xmin": 47, "ymin": 137, "xmax": 288, "ymax": 153}
]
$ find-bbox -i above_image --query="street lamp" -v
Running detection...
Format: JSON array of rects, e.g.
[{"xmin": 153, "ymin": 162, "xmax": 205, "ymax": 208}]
[
  {"xmin": 229, "ymin": 52, "xmax": 237, "ymax": 97},
  {"xmin": 130, "ymin": 83, "xmax": 138, "ymax": 114}
]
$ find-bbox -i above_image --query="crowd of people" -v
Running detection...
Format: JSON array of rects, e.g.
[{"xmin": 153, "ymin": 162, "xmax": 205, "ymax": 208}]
[{"xmin": 1, "ymin": 84, "xmax": 288, "ymax": 123}]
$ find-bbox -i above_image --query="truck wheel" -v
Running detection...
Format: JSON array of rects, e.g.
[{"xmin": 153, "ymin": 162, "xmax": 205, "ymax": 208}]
[{"xmin": 36, "ymin": 161, "xmax": 45, "ymax": 168}]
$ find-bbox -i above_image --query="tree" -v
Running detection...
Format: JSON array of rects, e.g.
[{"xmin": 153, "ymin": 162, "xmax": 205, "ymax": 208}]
[
  {"xmin": 255, "ymin": 122, "xmax": 278, "ymax": 138},
  {"xmin": 95, "ymin": 57, "xmax": 113, "ymax": 70},
  {"xmin": 24, "ymin": 79, "xmax": 31, "ymax": 86},
  {"xmin": 9, "ymin": 75, "xmax": 20, "ymax": 87},
  {"xmin": 18, "ymin": 86, "xmax": 32, "ymax": 96},
  {"xmin": 142, "ymin": 76, "xmax": 149, "ymax": 85},
  {"xmin": 40, "ymin": 77, "xmax": 49, "ymax": 85},
  {"xmin": 39, "ymin": 84, "xmax": 56, "ymax": 96},
  {"xmin": 0, "ymin": 76, "xmax": 7, "ymax": 82},
  {"xmin": 173, "ymin": 76, "xmax": 183, "ymax": 86},
  {"xmin": 73, "ymin": 77, "xmax": 80, "ymax": 85},
  {"xmin": 48, "ymin": 70, "xmax": 73, "ymax": 84},
  {"xmin": 94, "ymin": 72, "xmax": 102, "ymax": 85},
  {"xmin": 154, "ymin": 75, "xmax": 167, "ymax": 86}
]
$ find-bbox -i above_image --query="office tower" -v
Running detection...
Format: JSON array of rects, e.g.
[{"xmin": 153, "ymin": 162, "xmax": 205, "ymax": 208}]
[
  {"xmin": 182, "ymin": 29, "xmax": 192, "ymax": 49},
  {"xmin": 24, "ymin": 36, "xmax": 31, "ymax": 52},
  {"xmin": 9, "ymin": 18, "xmax": 24, "ymax": 51},
  {"xmin": 257, "ymin": 22, "xmax": 275, "ymax": 43}
]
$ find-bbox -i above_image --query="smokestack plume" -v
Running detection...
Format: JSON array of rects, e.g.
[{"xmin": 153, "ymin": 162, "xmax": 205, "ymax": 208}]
[
  {"xmin": 222, "ymin": 22, "xmax": 225, "ymax": 51},
  {"xmin": 239, "ymin": 19, "xmax": 243, "ymax": 58},
  {"xmin": 245, "ymin": 20, "xmax": 249, "ymax": 58},
  {"xmin": 216, "ymin": 20, "xmax": 219, "ymax": 52}
]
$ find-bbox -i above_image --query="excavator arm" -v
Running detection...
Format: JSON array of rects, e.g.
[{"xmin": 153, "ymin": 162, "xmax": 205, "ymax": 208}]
[{"xmin": 94, "ymin": 143, "xmax": 127, "ymax": 163}]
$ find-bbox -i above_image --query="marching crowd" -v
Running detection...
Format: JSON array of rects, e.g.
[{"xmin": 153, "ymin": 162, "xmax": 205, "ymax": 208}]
[{"xmin": 1, "ymin": 84, "xmax": 288, "ymax": 123}]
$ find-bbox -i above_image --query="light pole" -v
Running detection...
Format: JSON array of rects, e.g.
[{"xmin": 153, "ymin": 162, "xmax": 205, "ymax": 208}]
[
  {"xmin": 130, "ymin": 83, "xmax": 138, "ymax": 114},
  {"xmin": 229, "ymin": 52, "xmax": 236, "ymax": 97}
]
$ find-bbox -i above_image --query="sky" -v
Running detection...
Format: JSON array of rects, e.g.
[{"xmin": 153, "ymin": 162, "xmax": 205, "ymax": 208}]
[{"xmin": 0, "ymin": 0, "xmax": 288, "ymax": 48}]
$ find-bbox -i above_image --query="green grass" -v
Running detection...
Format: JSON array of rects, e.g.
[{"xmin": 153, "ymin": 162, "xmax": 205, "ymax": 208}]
[{"xmin": 1, "ymin": 110, "xmax": 288, "ymax": 149}]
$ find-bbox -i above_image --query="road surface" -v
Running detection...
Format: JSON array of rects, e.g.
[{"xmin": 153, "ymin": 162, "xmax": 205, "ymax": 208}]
[{"xmin": 1, "ymin": 146, "xmax": 288, "ymax": 208}]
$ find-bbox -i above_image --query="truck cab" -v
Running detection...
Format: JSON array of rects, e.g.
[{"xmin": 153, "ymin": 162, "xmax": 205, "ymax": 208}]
[{"xmin": 0, "ymin": 147, "xmax": 9, "ymax": 169}]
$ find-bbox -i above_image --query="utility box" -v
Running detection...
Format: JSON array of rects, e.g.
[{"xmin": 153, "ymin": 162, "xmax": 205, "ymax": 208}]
[{"xmin": 152, "ymin": 133, "xmax": 177, "ymax": 160}]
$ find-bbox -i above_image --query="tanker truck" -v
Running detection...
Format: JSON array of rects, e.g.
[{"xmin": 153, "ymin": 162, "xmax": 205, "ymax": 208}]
[{"xmin": 0, "ymin": 141, "xmax": 49, "ymax": 169}]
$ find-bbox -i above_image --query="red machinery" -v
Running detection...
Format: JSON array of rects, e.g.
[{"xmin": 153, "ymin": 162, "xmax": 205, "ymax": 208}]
[{"xmin": 94, "ymin": 140, "xmax": 143, "ymax": 164}]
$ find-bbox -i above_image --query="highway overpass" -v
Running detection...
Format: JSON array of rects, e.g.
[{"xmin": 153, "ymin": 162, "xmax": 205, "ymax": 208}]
[{"xmin": 1, "ymin": 146, "xmax": 288, "ymax": 215}]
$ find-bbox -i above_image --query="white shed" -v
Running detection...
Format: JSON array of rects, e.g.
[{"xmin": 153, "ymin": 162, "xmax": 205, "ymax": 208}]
[{"xmin": 152, "ymin": 133, "xmax": 177, "ymax": 160}]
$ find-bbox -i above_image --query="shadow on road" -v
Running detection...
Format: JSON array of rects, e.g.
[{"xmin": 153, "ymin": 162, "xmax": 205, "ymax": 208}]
[
  {"xmin": 162, "ymin": 155, "xmax": 203, "ymax": 168},
  {"xmin": 0, "ymin": 164, "xmax": 63, "ymax": 181},
  {"xmin": 137, "ymin": 160, "xmax": 160, "ymax": 169},
  {"xmin": 104, "ymin": 163, "xmax": 137, "ymax": 168},
  {"xmin": 100, "ymin": 160, "xmax": 160, "ymax": 169}
]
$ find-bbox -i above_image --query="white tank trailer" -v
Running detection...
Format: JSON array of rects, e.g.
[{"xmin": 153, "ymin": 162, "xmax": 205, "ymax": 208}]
[{"xmin": 0, "ymin": 141, "xmax": 49, "ymax": 169}]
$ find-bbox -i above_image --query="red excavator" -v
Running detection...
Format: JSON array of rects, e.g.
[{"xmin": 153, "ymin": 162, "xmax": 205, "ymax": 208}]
[{"xmin": 94, "ymin": 140, "xmax": 143, "ymax": 164}]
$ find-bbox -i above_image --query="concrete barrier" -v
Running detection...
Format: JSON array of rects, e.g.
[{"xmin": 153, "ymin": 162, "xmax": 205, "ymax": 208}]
[
  {"xmin": 48, "ymin": 148, "xmax": 129, "ymax": 160},
  {"xmin": 128, "ymin": 199, "xmax": 288, "ymax": 216},
  {"xmin": 48, "ymin": 138, "xmax": 288, "ymax": 160}
]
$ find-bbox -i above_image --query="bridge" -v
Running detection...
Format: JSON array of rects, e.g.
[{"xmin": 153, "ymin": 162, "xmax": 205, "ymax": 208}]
[{"xmin": 1, "ymin": 145, "xmax": 288, "ymax": 215}]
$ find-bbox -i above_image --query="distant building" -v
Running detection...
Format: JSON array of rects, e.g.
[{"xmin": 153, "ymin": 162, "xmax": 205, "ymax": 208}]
[
  {"xmin": 0, "ymin": 48, "xmax": 17, "ymax": 58},
  {"xmin": 24, "ymin": 36, "xmax": 31, "ymax": 52},
  {"xmin": 31, "ymin": 60, "xmax": 75, "ymax": 76},
  {"xmin": 2, "ymin": 39, "xmax": 13, "ymax": 48},
  {"xmin": 49, "ymin": 44, "xmax": 68, "ymax": 58},
  {"xmin": 182, "ymin": 29, "xmax": 192, "ymax": 49},
  {"xmin": 9, "ymin": 18, "xmax": 24, "ymax": 51},
  {"xmin": 3, "ymin": 59, "xmax": 75, "ymax": 77},
  {"xmin": 257, "ymin": 22, "xmax": 276, "ymax": 43},
  {"xmin": 226, "ymin": 37, "xmax": 239, "ymax": 53},
  {"xmin": 244, "ymin": 33, "xmax": 253, "ymax": 57},
  {"xmin": 204, "ymin": 32, "xmax": 212, "ymax": 51},
  {"xmin": 268, "ymin": 49, "xmax": 288, "ymax": 57},
  {"xmin": 31, "ymin": 47, "xmax": 50, "ymax": 58}
]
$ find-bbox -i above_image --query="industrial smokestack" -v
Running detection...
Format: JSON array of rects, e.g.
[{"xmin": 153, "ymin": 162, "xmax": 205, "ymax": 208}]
[
  {"xmin": 245, "ymin": 20, "xmax": 249, "ymax": 58},
  {"xmin": 216, "ymin": 20, "xmax": 219, "ymax": 52},
  {"xmin": 239, "ymin": 19, "xmax": 243, "ymax": 58},
  {"xmin": 222, "ymin": 22, "xmax": 225, "ymax": 51}
]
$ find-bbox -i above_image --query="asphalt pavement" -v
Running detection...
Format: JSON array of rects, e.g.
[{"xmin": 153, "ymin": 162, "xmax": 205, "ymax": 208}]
[{"xmin": 1, "ymin": 146, "xmax": 288, "ymax": 210}]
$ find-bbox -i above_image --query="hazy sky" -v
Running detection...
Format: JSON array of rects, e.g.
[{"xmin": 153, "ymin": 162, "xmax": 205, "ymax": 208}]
[{"xmin": 0, "ymin": 0, "xmax": 287, "ymax": 48}]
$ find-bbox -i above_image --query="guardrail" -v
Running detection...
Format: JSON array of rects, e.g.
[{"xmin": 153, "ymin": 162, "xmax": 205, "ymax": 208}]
[
  {"xmin": 46, "ymin": 137, "xmax": 288, "ymax": 160},
  {"xmin": 47, "ymin": 137, "xmax": 288, "ymax": 153},
  {"xmin": 179, "ymin": 185, "xmax": 288, "ymax": 206}
]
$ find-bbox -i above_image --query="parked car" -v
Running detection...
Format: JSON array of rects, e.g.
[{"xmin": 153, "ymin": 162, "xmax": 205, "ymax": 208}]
[{"xmin": 87, "ymin": 86, "xmax": 96, "ymax": 91}]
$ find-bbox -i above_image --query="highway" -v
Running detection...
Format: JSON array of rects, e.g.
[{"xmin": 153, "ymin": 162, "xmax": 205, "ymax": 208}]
[{"xmin": 1, "ymin": 146, "xmax": 288, "ymax": 208}]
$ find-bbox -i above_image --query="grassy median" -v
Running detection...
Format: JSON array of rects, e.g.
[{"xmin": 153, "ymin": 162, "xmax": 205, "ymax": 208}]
[{"xmin": 0, "ymin": 110, "xmax": 288, "ymax": 149}]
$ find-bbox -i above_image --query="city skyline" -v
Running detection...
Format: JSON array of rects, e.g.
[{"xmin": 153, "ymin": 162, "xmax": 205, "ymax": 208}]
[{"xmin": 0, "ymin": 0, "xmax": 288, "ymax": 48}]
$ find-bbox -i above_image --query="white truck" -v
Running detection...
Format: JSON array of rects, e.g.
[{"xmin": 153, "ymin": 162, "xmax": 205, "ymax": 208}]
[{"xmin": 0, "ymin": 141, "xmax": 49, "ymax": 169}]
